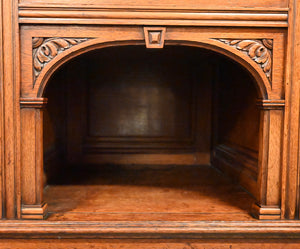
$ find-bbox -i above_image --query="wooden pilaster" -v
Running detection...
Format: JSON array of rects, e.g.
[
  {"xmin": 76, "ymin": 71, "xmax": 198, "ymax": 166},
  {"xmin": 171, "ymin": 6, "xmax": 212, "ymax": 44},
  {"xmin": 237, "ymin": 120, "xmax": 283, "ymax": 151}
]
[
  {"xmin": 20, "ymin": 98, "xmax": 48, "ymax": 220},
  {"xmin": 252, "ymin": 100, "xmax": 285, "ymax": 219}
]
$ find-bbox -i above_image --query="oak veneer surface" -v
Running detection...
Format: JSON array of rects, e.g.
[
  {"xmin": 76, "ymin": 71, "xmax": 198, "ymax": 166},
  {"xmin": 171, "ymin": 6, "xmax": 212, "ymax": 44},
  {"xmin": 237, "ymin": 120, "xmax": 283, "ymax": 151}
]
[
  {"xmin": 19, "ymin": 0, "xmax": 289, "ymax": 9},
  {"xmin": 216, "ymin": 59, "xmax": 259, "ymax": 152},
  {"xmin": 44, "ymin": 45, "xmax": 257, "ymax": 165},
  {"xmin": 87, "ymin": 47, "xmax": 197, "ymax": 139},
  {"xmin": 1, "ymin": 0, "xmax": 300, "ymax": 248},
  {"xmin": 3, "ymin": 239, "xmax": 300, "ymax": 249},
  {"xmin": 44, "ymin": 46, "xmax": 215, "ymax": 167},
  {"xmin": 44, "ymin": 164, "xmax": 255, "ymax": 221}
]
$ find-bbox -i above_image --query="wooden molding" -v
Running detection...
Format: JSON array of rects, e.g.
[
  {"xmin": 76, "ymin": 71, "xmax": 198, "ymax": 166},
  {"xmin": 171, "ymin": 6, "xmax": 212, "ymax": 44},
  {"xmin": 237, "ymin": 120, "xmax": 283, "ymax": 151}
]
[
  {"xmin": 217, "ymin": 39, "xmax": 273, "ymax": 83},
  {"xmin": 251, "ymin": 203, "xmax": 281, "ymax": 220},
  {"xmin": 18, "ymin": 7, "xmax": 288, "ymax": 27},
  {"xmin": 257, "ymin": 99, "xmax": 285, "ymax": 109},
  {"xmin": 20, "ymin": 97, "xmax": 48, "ymax": 108},
  {"xmin": 33, "ymin": 37, "xmax": 90, "ymax": 81},
  {"xmin": 212, "ymin": 144, "xmax": 258, "ymax": 198},
  {"xmin": 83, "ymin": 153, "xmax": 210, "ymax": 166},
  {"xmin": 21, "ymin": 202, "xmax": 48, "ymax": 220},
  {"xmin": 1, "ymin": 220, "xmax": 300, "ymax": 239}
]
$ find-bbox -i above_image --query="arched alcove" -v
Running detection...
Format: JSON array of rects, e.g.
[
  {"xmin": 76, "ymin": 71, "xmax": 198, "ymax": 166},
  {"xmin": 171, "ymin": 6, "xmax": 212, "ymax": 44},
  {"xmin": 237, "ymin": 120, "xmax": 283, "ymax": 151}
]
[
  {"xmin": 32, "ymin": 39, "xmax": 270, "ymax": 99},
  {"xmin": 42, "ymin": 45, "xmax": 261, "ymax": 221}
]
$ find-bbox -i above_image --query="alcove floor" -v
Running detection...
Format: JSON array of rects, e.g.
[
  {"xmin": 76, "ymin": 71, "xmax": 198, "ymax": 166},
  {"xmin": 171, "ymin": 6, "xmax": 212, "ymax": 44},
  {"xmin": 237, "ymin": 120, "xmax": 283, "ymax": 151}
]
[{"xmin": 44, "ymin": 164, "xmax": 255, "ymax": 221}]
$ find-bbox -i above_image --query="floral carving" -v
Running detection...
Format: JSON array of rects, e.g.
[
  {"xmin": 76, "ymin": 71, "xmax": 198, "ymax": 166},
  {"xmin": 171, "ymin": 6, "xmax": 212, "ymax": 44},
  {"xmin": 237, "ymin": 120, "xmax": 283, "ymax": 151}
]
[
  {"xmin": 32, "ymin": 37, "xmax": 89, "ymax": 80},
  {"xmin": 217, "ymin": 39, "xmax": 273, "ymax": 81}
]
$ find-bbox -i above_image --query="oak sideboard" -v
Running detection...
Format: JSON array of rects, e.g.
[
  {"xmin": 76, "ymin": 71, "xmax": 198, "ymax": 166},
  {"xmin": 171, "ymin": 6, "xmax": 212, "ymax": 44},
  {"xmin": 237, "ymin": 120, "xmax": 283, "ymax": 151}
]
[{"xmin": 1, "ymin": 0, "xmax": 300, "ymax": 248}]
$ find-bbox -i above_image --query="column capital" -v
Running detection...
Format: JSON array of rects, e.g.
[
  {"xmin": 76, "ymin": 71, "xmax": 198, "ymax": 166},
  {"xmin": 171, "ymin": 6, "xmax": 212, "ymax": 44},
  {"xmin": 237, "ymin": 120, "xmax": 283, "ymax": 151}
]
[
  {"xmin": 257, "ymin": 99, "xmax": 285, "ymax": 110},
  {"xmin": 20, "ymin": 97, "xmax": 48, "ymax": 108}
]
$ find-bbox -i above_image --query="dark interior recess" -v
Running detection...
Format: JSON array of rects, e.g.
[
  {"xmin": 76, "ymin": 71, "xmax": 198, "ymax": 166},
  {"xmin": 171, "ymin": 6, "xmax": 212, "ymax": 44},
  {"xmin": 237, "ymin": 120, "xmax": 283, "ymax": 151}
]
[{"xmin": 43, "ymin": 45, "xmax": 260, "ymax": 220}]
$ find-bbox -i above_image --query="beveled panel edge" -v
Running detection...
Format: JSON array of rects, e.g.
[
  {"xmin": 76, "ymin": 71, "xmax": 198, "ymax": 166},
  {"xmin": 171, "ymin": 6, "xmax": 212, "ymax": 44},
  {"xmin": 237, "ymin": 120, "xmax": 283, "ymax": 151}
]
[{"xmin": 18, "ymin": 7, "xmax": 288, "ymax": 27}]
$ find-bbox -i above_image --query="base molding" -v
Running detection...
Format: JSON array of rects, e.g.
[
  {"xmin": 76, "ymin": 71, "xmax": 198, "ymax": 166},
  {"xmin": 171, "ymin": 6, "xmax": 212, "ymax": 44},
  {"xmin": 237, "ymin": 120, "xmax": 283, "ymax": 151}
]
[
  {"xmin": 21, "ymin": 202, "xmax": 48, "ymax": 220},
  {"xmin": 251, "ymin": 203, "xmax": 281, "ymax": 220},
  {"xmin": 1, "ymin": 220, "xmax": 300, "ymax": 239},
  {"xmin": 2, "ymin": 238, "xmax": 300, "ymax": 249},
  {"xmin": 212, "ymin": 144, "xmax": 258, "ymax": 198}
]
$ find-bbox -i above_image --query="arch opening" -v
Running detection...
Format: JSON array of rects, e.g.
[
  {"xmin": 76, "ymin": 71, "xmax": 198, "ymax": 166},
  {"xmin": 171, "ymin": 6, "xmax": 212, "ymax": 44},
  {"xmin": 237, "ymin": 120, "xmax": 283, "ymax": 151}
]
[
  {"xmin": 35, "ymin": 40, "xmax": 269, "ymax": 99},
  {"xmin": 43, "ymin": 45, "xmax": 260, "ymax": 221}
]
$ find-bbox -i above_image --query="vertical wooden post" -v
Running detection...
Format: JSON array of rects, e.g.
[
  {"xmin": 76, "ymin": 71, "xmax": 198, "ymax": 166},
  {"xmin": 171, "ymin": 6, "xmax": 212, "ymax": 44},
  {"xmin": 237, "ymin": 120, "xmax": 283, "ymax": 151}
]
[
  {"xmin": 20, "ymin": 98, "xmax": 48, "ymax": 220},
  {"xmin": 0, "ymin": 0, "xmax": 4, "ymax": 220},
  {"xmin": 252, "ymin": 99, "xmax": 285, "ymax": 219},
  {"xmin": 281, "ymin": 0, "xmax": 300, "ymax": 220},
  {"xmin": 1, "ymin": 0, "xmax": 21, "ymax": 219}
]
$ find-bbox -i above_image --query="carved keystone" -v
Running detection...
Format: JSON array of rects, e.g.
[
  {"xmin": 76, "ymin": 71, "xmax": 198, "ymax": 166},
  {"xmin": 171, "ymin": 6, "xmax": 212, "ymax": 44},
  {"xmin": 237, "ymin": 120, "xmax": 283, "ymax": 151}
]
[{"xmin": 144, "ymin": 27, "xmax": 166, "ymax": 48}]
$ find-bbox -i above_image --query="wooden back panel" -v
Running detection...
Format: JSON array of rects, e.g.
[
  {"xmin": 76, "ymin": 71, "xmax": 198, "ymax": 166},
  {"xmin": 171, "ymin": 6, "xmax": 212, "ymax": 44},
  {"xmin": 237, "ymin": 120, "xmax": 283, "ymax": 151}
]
[
  {"xmin": 44, "ymin": 45, "xmax": 259, "ymax": 173},
  {"xmin": 44, "ymin": 46, "xmax": 215, "ymax": 166}
]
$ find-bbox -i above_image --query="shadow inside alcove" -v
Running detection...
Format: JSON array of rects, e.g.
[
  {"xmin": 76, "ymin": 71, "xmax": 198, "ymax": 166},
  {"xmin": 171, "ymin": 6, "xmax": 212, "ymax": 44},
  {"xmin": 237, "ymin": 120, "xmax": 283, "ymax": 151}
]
[{"xmin": 43, "ymin": 45, "xmax": 259, "ymax": 221}]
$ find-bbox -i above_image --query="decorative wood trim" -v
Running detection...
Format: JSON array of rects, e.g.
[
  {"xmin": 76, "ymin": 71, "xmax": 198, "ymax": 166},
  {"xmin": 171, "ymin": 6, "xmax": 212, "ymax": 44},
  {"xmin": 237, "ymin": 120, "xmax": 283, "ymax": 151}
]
[
  {"xmin": 143, "ymin": 27, "xmax": 166, "ymax": 48},
  {"xmin": 1, "ymin": 220, "xmax": 300, "ymax": 239},
  {"xmin": 33, "ymin": 37, "xmax": 90, "ymax": 81},
  {"xmin": 212, "ymin": 143, "xmax": 258, "ymax": 198},
  {"xmin": 251, "ymin": 203, "xmax": 281, "ymax": 220},
  {"xmin": 257, "ymin": 99, "xmax": 285, "ymax": 109},
  {"xmin": 216, "ymin": 39, "xmax": 273, "ymax": 83},
  {"xmin": 18, "ymin": 7, "xmax": 288, "ymax": 27},
  {"xmin": 83, "ymin": 153, "xmax": 210, "ymax": 166},
  {"xmin": 21, "ymin": 202, "xmax": 48, "ymax": 220},
  {"xmin": 20, "ymin": 98, "xmax": 48, "ymax": 108}
]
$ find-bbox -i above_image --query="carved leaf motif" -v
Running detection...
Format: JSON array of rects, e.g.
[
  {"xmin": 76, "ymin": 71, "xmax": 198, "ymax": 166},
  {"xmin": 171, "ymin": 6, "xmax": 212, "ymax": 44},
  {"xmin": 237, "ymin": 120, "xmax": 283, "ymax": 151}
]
[
  {"xmin": 218, "ymin": 39, "xmax": 273, "ymax": 81},
  {"xmin": 33, "ymin": 37, "xmax": 89, "ymax": 80}
]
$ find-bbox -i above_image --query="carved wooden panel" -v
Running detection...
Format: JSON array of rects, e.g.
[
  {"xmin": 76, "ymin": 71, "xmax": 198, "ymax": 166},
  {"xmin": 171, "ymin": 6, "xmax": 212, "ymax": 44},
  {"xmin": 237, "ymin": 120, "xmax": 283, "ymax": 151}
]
[
  {"xmin": 217, "ymin": 39, "xmax": 273, "ymax": 82},
  {"xmin": 1, "ymin": 0, "xmax": 299, "ymax": 245},
  {"xmin": 33, "ymin": 37, "xmax": 90, "ymax": 81}
]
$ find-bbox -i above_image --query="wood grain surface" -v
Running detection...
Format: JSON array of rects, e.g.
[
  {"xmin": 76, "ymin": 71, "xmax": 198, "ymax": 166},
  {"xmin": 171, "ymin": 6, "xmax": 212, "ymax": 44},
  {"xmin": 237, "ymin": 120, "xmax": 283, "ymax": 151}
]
[{"xmin": 1, "ymin": 0, "xmax": 300, "ymax": 247}]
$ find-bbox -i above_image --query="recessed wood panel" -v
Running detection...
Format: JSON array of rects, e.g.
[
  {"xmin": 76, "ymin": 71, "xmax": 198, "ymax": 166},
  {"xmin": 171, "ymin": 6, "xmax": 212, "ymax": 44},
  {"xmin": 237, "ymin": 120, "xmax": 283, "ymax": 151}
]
[
  {"xmin": 44, "ymin": 45, "xmax": 259, "ymax": 171},
  {"xmin": 211, "ymin": 57, "xmax": 260, "ymax": 198},
  {"xmin": 80, "ymin": 46, "xmax": 213, "ymax": 154},
  {"xmin": 87, "ymin": 47, "xmax": 195, "ymax": 139},
  {"xmin": 216, "ymin": 58, "xmax": 260, "ymax": 153},
  {"xmin": 43, "ymin": 46, "xmax": 216, "ymax": 164}
]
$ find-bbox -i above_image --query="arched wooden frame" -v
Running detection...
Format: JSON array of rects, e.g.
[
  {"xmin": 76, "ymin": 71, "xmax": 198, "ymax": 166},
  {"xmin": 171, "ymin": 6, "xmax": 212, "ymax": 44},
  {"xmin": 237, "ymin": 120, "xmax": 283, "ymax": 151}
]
[
  {"xmin": 19, "ymin": 29, "xmax": 284, "ymax": 220},
  {"xmin": 33, "ymin": 39, "xmax": 271, "ymax": 99}
]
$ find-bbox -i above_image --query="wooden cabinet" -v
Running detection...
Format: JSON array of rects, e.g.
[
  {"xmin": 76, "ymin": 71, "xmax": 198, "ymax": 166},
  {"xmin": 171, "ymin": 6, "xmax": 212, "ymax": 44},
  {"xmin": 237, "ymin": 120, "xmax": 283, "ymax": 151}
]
[{"xmin": 1, "ymin": 0, "xmax": 300, "ymax": 247}]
